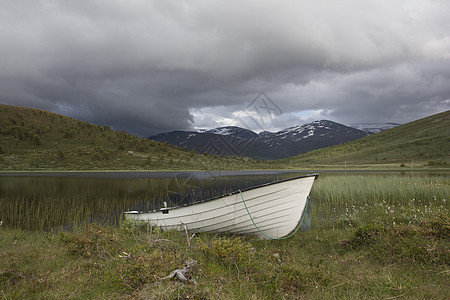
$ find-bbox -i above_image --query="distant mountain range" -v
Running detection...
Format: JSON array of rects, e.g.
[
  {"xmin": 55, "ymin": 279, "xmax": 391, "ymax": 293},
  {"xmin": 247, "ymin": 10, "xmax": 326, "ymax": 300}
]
[
  {"xmin": 351, "ymin": 123, "xmax": 401, "ymax": 134},
  {"xmin": 285, "ymin": 110, "xmax": 449, "ymax": 166},
  {"xmin": 2, "ymin": 104, "xmax": 446, "ymax": 169},
  {"xmin": 149, "ymin": 120, "xmax": 371, "ymax": 160},
  {"xmin": 197, "ymin": 126, "xmax": 258, "ymax": 140}
]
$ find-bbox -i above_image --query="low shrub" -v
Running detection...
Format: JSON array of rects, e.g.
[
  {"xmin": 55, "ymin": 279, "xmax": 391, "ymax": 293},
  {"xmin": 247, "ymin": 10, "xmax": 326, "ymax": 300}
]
[
  {"xmin": 196, "ymin": 237, "xmax": 255, "ymax": 264},
  {"xmin": 57, "ymin": 224, "xmax": 122, "ymax": 258},
  {"xmin": 348, "ymin": 223, "xmax": 386, "ymax": 248},
  {"xmin": 346, "ymin": 214, "xmax": 450, "ymax": 264},
  {"xmin": 107, "ymin": 251, "xmax": 170, "ymax": 292}
]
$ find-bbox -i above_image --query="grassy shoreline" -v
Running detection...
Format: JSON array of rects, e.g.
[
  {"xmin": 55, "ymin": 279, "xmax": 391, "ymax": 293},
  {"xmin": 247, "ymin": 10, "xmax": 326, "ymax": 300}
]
[
  {"xmin": 1, "ymin": 174, "xmax": 448, "ymax": 299},
  {"xmin": 1, "ymin": 164, "xmax": 449, "ymax": 173},
  {"xmin": 1, "ymin": 218, "xmax": 448, "ymax": 299}
]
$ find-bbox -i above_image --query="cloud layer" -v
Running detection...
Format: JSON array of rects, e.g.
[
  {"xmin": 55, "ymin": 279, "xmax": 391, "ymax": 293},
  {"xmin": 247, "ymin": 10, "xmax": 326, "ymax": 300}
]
[{"xmin": 1, "ymin": 0, "xmax": 449, "ymax": 135}]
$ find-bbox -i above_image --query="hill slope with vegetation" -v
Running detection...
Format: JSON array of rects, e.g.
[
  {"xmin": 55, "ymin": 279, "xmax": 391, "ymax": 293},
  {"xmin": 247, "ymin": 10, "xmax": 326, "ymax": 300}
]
[
  {"xmin": 277, "ymin": 110, "xmax": 449, "ymax": 168},
  {"xmin": 0, "ymin": 105, "xmax": 267, "ymax": 171},
  {"xmin": 2, "ymin": 104, "xmax": 448, "ymax": 171}
]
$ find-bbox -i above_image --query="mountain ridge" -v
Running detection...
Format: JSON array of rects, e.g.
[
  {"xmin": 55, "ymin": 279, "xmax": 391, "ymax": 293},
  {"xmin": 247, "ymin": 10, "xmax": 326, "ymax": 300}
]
[
  {"xmin": 0, "ymin": 104, "xmax": 265, "ymax": 170},
  {"xmin": 2, "ymin": 104, "xmax": 447, "ymax": 169},
  {"xmin": 149, "ymin": 120, "xmax": 369, "ymax": 160},
  {"xmin": 351, "ymin": 122, "xmax": 401, "ymax": 134},
  {"xmin": 281, "ymin": 110, "xmax": 450, "ymax": 166}
]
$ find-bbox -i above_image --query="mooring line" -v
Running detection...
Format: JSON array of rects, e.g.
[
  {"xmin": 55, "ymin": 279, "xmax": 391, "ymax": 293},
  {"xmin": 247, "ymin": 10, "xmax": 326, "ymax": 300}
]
[{"xmin": 238, "ymin": 189, "xmax": 309, "ymax": 240}]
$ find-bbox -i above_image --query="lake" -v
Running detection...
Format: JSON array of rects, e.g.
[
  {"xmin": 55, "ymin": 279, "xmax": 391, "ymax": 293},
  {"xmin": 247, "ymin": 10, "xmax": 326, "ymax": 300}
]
[{"xmin": 1, "ymin": 170, "xmax": 448, "ymax": 231}]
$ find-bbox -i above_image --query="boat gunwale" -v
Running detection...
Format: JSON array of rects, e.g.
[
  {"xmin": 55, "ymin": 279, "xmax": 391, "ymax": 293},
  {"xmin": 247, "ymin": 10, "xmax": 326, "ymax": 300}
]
[{"xmin": 126, "ymin": 173, "xmax": 319, "ymax": 214}]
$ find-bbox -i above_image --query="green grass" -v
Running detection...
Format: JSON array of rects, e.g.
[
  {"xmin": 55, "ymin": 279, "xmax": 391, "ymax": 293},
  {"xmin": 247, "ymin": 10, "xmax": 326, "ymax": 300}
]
[
  {"xmin": 1, "ymin": 174, "xmax": 448, "ymax": 299},
  {"xmin": 0, "ymin": 173, "xmax": 301, "ymax": 231},
  {"xmin": 276, "ymin": 110, "xmax": 450, "ymax": 168},
  {"xmin": 0, "ymin": 104, "xmax": 270, "ymax": 171},
  {"xmin": 309, "ymin": 175, "xmax": 449, "ymax": 228},
  {"xmin": 0, "ymin": 176, "xmax": 167, "ymax": 231},
  {"xmin": 2, "ymin": 105, "xmax": 449, "ymax": 171},
  {"xmin": 1, "ymin": 219, "xmax": 448, "ymax": 299}
]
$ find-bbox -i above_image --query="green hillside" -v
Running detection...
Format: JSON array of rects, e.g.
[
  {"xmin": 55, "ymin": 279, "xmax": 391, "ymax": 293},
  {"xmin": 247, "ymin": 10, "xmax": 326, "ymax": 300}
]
[
  {"xmin": 0, "ymin": 104, "xmax": 267, "ymax": 171},
  {"xmin": 2, "ymin": 104, "xmax": 448, "ymax": 171},
  {"xmin": 278, "ymin": 110, "xmax": 450, "ymax": 168}
]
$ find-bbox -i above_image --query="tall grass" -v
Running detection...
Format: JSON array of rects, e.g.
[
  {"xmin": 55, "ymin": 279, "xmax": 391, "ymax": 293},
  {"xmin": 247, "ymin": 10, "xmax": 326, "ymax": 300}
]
[
  {"xmin": 0, "ymin": 176, "xmax": 170, "ymax": 231},
  {"xmin": 1, "ymin": 173, "xmax": 448, "ymax": 299},
  {"xmin": 0, "ymin": 173, "xmax": 298, "ymax": 231},
  {"xmin": 1, "ymin": 173, "xmax": 448, "ymax": 231},
  {"xmin": 309, "ymin": 175, "xmax": 449, "ymax": 228}
]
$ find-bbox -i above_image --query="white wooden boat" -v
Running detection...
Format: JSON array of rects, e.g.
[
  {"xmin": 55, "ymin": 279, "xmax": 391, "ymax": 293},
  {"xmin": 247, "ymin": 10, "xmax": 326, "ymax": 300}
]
[{"xmin": 125, "ymin": 174, "xmax": 318, "ymax": 239}]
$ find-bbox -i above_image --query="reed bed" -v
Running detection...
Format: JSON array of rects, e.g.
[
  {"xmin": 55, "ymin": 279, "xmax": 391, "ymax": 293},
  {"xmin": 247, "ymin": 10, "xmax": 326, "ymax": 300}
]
[
  {"xmin": 1, "ymin": 173, "xmax": 448, "ymax": 299},
  {"xmin": 1, "ymin": 173, "xmax": 448, "ymax": 231},
  {"xmin": 0, "ymin": 176, "xmax": 169, "ymax": 231},
  {"xmin": 309, "ymin": 175, "xmax": 449, "ymax": 228},
  {"xmin": 0, "ymin": 174, "xmax": 295, "ymax": 231}
]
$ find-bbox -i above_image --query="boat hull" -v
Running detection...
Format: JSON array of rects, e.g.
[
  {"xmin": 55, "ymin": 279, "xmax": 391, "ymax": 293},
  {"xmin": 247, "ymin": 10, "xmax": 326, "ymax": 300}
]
[{"xmin": 126, "ymin": 174, "xmax": 317, "ymax": 239}]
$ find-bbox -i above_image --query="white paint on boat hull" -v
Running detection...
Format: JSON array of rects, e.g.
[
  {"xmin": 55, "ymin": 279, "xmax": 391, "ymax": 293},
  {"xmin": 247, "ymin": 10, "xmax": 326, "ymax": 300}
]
[{"xmin": 126, "ymin": 175, "xmax": 317, "ymax": 239}]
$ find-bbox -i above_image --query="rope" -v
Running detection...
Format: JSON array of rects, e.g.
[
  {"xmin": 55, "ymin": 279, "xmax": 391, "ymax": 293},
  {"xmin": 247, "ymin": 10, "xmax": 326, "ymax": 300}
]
[{"xmin": 238, "ymin": 189, "xmax": 310, "ymax": 240}]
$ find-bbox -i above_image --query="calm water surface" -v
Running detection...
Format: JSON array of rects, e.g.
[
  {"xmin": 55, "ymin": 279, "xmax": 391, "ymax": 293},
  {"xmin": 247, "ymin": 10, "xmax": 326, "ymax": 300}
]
[
  {"xmin": 0, "ymin": 170, "xmax": 447, "ymax": 231},
  {"xmin": 0, "ymin": 171, "xmax": 309, "ymax": 230}
]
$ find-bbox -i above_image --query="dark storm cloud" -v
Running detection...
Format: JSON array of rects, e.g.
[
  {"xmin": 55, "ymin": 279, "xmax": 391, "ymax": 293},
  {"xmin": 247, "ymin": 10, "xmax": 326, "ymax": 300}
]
[{"xmin": 1, "ymin": 0, "xmax": 449, "ymax": 135}]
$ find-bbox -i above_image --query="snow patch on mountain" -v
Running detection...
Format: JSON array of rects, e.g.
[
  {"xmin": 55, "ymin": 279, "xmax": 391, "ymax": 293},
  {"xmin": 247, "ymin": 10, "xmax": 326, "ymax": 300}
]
[
  {"xmin": 203, "ymin": 126, "xmax": 258, "ymax": 139},
  {"xmin": 351, "ymin": 123, "xmax": 401, "ymax": 134},
  {"xmin": 270, "ymin": 120, "xmax": 341, "ymax": 143},
  {"xmin": 149, "ymin": 119, "xmax": 369, "ymax": 160}
]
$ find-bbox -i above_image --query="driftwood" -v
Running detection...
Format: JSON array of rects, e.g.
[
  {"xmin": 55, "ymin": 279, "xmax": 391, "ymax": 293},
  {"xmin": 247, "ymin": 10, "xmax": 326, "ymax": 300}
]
[
  {"xmin": 183, "ymin": 224, "xmax": 196, "ymax": 249},
  {"xmin": 161, "ymin": 259, "xmax": 197, "ymax": 283}
]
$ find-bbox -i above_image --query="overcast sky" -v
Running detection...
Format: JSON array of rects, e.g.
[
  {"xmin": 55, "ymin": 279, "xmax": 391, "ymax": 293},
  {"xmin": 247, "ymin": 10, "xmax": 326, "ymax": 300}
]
[{"xmin": 1, "ymin": 0, "xmax": 449, "ymax": 136}]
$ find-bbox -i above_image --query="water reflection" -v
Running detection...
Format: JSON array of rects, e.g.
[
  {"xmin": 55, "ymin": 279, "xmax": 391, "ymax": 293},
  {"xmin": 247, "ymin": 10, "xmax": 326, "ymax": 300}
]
[
  {"xmin": 0, "ymin": 172, "xmax": 303, "ymax": 231},
  {"xmin": 1, "ymin": 170, "xmax": 447, "ymax": 231}
]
